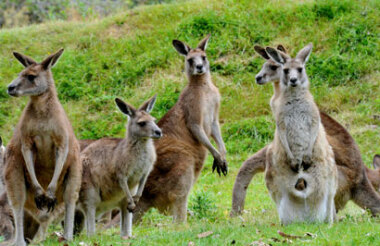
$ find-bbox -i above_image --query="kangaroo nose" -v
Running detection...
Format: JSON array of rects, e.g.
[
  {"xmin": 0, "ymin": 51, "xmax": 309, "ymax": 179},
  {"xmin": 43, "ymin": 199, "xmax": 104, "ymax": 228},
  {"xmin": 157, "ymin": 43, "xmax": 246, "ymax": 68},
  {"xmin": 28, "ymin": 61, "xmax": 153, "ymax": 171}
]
[
  {"xmin": 196, "ymin": 64, "xmax": 203, "ymax": 70},
  {"xmin": 290, "ymin": 78, "xmax": 297, "ymax": 83},
  {"xmin": 256, "ymin": 76, "xmax": 263, "ymax": 83},
  {"xmin": 295, "ymin": 178, "xmax": 307, "ymax": 191},
  {"xmin": 154, "ymin": 130, "xmax": 162, "ymax": 137},
  {"xmin": 8, "ymin": 85, "xmax": 16, "ymax": 92}
]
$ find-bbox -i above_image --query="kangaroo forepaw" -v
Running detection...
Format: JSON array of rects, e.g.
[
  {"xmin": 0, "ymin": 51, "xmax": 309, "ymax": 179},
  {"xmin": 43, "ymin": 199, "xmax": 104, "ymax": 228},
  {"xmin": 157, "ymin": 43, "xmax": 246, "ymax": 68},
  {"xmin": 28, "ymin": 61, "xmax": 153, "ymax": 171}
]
[
  {"xmin": 35, "ymin": 193, "xmax": 47, "ymax": 211},
  {"xmin": 127, "ymin": 202, "xmax": 136, "ymax": 213},
  {"xmin": 212, "ymin": 158, "xmax": 228, "ymax": 176},
  {"xmin": 46, "ymin": 196, "xmax": 57, "ymax": 212}
]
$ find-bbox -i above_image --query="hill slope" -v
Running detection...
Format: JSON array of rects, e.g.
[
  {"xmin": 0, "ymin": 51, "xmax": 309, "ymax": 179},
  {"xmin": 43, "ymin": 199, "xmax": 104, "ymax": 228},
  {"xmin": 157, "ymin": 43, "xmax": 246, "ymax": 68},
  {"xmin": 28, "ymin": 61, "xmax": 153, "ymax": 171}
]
[{"xmin": 0, "ymin": 0, "xmax": 379, "ymax": 245}]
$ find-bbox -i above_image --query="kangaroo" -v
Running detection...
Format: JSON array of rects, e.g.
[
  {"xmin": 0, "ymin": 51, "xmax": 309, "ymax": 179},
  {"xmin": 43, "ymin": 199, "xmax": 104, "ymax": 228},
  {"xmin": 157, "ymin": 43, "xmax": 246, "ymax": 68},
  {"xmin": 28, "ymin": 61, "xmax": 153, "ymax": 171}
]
[
  {"xmin": 4, "ymin": 49, "xmax": 82, "ymax": 245},
  {"xmin": 132, "ymin": 34, "xmax": 227, "ymax": 223},
  {"xmin": 0, "ymin": 139, "xmax": 99, "ymax": 243},
  {"xmin": 264, "ymin": 44, "xmax": 338, "ymax": 224},
  {"xmin": 0, "ymin": 137, "xmax": 5, "ymax": 194},
  {"xmin": 77, "ymin": 95, "xmax": 161, "ymax": 237},
  {"xmin": 231, "ymin": 45, "xmax": 380, "ymax": 217},
  {"xmin": 366, "ymin": 155, "xmax": 380, "ymax": 193}
]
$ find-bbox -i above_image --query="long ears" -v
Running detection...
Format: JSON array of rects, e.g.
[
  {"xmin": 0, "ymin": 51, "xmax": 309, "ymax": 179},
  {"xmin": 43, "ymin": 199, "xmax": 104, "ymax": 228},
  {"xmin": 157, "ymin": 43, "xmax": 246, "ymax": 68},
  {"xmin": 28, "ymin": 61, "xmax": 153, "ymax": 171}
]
[
  {"xmin": 115, "ymin": 98, "xmax": 136, "ymax": 118},
  {"xmin": 13, "ymin": 52, "xmax": 37, "ymax": 67},
  {"xmin": 277, "ymin": 44, "xmax": 287, "ymax": 53},
  {"xmin": 172, "ymin": 40, "xmax": 191, "ymax": 56},
  {"xmin": 296, "ymin": 43, "xmax": 313, "ymax": 64},
  {"xmin": 373, "ymin": 154, "xmax": 380, "ymax": 169},
  {"xmin": 266, "ymin": 47, "xmax": 289, "ymax": 65},
  {"xmin": 138, "ymin": 94, "xmax": 157, "ymax": 113},
  {"xmin": 197, "ymin": 34, "xmax": 211, "ymax": 51},
  {"xmin": 0, "ymin": 136, "xmax": 2, "ymax": 146},
  {"xmin": 41, "ymin": 48, "xmax": 64, "ymax": 70},
  {"xmin": 254, "ymin": 45, "xmax": 270, "ymax": 60}
]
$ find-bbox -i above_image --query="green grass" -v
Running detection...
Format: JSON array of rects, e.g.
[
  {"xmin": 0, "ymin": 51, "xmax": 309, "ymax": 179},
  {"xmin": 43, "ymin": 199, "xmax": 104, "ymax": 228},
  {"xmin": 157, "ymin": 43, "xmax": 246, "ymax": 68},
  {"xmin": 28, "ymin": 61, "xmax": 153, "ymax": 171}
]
[{"xmin": 0, "ymin": 0, "xmax": 379, "ymax": 245}]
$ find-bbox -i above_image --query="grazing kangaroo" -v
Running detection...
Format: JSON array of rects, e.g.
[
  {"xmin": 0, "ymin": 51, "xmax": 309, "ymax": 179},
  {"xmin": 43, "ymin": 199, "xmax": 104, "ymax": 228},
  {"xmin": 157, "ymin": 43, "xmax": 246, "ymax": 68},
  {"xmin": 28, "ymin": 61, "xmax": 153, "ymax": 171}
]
[
  {"xmin": 231, "ymin": 45, "xmax": 380, "ymax": 217},
  {"xmin": 77, "ymin": 95, "xmax": 161, "ymax": 237},
  {"xmin": 265, "ymin": 44, "xmax": 338, "ymax": 224},
  {"xmin": 4, "ymin": 49, "xmax": 82, "ymax": 245},
  {"xmin": 366, "ymin": 155, "xmax": 380, "ymax": 193},
  {"xmin": 132, "ymin": 34, "xmax": 227, "ymax": 223}
]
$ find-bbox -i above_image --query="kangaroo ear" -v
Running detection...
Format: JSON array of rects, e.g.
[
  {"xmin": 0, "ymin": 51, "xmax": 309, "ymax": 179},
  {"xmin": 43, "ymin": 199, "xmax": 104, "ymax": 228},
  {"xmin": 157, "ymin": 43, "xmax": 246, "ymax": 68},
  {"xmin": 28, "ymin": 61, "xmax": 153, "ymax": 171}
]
[
  {"xmin": 296, "ymin": 43, "xmax": 313, "ymax": 64},
  {"xmin": 197, "ymin": 34, "xmax": 211, "ymax": 51},
  {"xmin": 41, "ymin": 48, "xmax": 64, "ymax": 70},
  {"xmin": 139, "ymin": 94, "xmax": 157, "ymax": 113},
  {"xmin": 115, "ymin": 98, "xmax": 136, "ymax": 118},
  {"xmin": 254, "ymin": 45, "xmax": 270, "ymax": 60},
  {"xmin": 266, "ymin": 47, "xmax": 289, "ymax": 65},
  {"xmin": 373, "ymin": 155, "xmax": 380, "ymax": 169},
  {"xmin": 13, "ymin": 52, "xmax": 37, "ymax": 67},
  {"xmin": 0, "ymin": 136, "xmax": 2, "ymax": 146},
  {"xmin": 277, "ymin": 44, "xmax": 287, "ymax": 54},
  {"xmin": 172, "ymin": 40, "xmax": 191, "ymax": 56}
]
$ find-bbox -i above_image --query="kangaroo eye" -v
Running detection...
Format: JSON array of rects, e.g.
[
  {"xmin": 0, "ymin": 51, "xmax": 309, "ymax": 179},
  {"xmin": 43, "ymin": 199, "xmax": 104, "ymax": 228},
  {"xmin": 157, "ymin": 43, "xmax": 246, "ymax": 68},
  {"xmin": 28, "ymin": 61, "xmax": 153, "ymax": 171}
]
[
  {"xmin": 297, "ymin": 67, "xmax": 303, "ymax": 73},
  {"xmin": 283, "ymin": 68, "xmax": 289, "ymax": 74},
  {"xmin": 201, "ymin": 56, "xmax": 206, "ymax": 61},
  {"xmin": 138, "ymin": 122, "xmax": 146, "ymax": 127},
  {"xmin": 187, "ymin": 58, "xmax": 194, "ymax": 65},
  {"xmin": 27, "ymin": 75, "xmax": 36, "ymax": 82},
  {"xmin": 269, "ymin": 65, "xmax": 277, "ymax": 71}
]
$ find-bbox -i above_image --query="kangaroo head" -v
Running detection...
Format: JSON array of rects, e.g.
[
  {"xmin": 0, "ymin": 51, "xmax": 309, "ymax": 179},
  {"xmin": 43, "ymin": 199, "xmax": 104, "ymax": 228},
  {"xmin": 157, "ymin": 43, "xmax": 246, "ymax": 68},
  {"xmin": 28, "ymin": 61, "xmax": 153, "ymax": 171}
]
[
  {"xmin": 266, "ymin": 43, "xmax": 312, "ymax": 90},
  {"xmin": 254, "ymin": 44, "xmax": 287, "ymax": 85},
  {"xmin": 7, "ymin": 49, "xmax": 64, "ymax": 97},
  {"xmin": 172, "ymin": 34, "xmax": 211, "ymax": 76},
  {"xmin": 372, "ymin": 155, "xmax": 380, "ymax": 192},
  {"xmin": 115, "ymin": 95, "xmax": 162, "ymax": 140}
]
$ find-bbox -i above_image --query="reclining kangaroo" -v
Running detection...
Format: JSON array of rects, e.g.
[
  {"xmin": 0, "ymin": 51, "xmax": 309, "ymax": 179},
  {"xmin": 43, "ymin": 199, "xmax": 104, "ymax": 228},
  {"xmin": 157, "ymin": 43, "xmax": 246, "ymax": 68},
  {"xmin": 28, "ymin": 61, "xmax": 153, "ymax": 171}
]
[{"xmin": 231, "ymin": 45, "xmax": 380, "ymax": 217}]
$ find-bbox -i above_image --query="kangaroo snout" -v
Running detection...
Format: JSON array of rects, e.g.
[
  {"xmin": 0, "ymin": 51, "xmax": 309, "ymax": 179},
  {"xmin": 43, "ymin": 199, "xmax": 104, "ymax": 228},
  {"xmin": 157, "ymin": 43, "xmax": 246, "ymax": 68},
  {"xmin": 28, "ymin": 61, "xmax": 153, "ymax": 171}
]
[
  {"xmin": 290, "ymin": 77, "xmax": 297, "ymax": 86},
  {"xmin": 295, "ymin": 178, "xmax": 307, "ymax": 191},
  {"xmin": 153, "ymin": 129, "xmax": 162, "ymax": 139},
  {"xmin": 7, "ymin": 84, "xmax": 17, "ymax": 96}
]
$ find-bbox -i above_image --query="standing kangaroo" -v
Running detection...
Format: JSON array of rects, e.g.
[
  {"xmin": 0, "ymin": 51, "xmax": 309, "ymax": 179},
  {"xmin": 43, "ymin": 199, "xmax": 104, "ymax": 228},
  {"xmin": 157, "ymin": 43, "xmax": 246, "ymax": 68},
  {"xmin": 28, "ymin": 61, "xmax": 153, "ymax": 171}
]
[
  {"xmin": 133, "ymin": 34, "xmax": 227, "ymax": 223},
  {"xmin": 77, "ymin": 95, "xmax": 161, "ymax": 237},
  {"xmin": 4, "ymin": 49, "xmax": 82, "ymax": 245},
  {"xmin": 231, "ymin": 45, "xmax": 380, "ymax": 217},
  {"xmin": 265, "ymin": 44, "xmax": 337, "ymax": 224}
]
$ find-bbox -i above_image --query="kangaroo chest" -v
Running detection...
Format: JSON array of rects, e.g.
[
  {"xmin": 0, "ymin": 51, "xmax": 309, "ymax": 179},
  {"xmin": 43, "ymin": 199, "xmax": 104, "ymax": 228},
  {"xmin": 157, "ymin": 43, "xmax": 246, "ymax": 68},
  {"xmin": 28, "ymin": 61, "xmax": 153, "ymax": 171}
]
[
  {"xmin": 200, "ymin": 89, "xmax": 219, "ymax": 136},
  {"xmin": 280, "ymin": 98, "xmax": 314, "ymax": 151},
  {"xmin": 125, "ymin": 148, "xmax": 155, "ymax": 187}
]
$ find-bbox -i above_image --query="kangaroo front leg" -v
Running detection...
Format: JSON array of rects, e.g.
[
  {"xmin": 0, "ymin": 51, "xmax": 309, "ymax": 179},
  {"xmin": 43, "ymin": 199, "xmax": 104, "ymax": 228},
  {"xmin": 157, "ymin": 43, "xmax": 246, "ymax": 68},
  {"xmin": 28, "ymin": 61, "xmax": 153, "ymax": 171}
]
[
  {"xmin": 21, "ymin": 141, "xmax": 45, "ymax": 210},
  {"xmin": 304, "ymin": 119, "xmax": 319, "ymax": 164},
  {"xmin": 277, "ymin": 122, "xmax": 298, "ymax": 169},
  {"xmin": 46, "ymin": 136, "xmax": 69, "ymax": 212},
  {"xmin": 133, "ymin": 175, "xmax": 148, "ymax": 204},
  {"xmin": 190, "ymin": 124, "xmax": 227, "ymax": 176},
  {"xmin": 118, "ymin": 176, "xmax": 135, "ymax": 212},
  {"xmin": 211, "ymin": 119, "xmax": 227, "ymax": 159}
]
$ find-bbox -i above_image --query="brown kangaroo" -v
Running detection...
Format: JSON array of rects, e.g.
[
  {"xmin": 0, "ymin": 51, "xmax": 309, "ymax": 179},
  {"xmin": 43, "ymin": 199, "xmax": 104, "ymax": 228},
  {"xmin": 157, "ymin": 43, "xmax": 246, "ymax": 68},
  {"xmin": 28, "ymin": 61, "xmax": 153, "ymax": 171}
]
[
  {"xmin": 4, "ymin": 49, "xmax": 82, "ymax": 245},
  {"xmin": 132, "ymin": 34, "xmax": 227, "ymax": 223},
  {"xmin": 231, "ymin": 45, "xmax": 380, "ymax": 217},
  {"xmin": 0, "ymin": 139, "xmax": 95, "ymax": 243},
  {"xmin": 366, "ymin": 155, "xmax": 380, "ymax": 193}
]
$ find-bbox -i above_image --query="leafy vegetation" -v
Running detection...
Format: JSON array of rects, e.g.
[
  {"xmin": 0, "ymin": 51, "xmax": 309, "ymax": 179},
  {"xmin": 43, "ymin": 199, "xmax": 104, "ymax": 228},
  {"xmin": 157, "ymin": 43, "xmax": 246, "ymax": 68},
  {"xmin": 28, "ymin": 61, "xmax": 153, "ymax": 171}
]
[{"xmin": 0, "ymin": 0, "xmax": 379, "ymax": 245}]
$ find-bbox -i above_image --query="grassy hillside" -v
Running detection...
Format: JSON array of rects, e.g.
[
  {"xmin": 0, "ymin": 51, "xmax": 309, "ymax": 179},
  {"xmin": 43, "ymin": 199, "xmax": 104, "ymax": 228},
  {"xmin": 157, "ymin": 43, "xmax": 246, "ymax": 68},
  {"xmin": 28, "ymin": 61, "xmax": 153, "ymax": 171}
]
[{"xmin": 0, "ymin": 0, "xmax": 379, "ymax": 245}]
